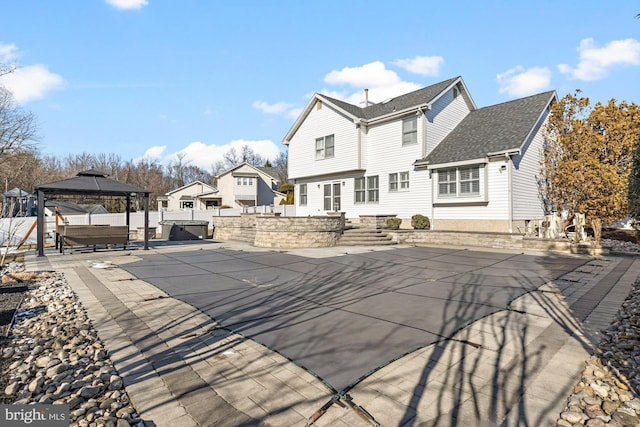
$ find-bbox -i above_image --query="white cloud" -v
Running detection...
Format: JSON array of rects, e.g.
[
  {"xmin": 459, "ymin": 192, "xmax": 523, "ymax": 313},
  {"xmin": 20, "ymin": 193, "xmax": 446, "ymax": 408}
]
[
  {"xmin": 392, "ymin": 56, "xmax": 444, "ymax": 76},
  {"xmin": 322, "ymin": 61, "xmax": 422, "ymax": 106},
  {"xmin": 287, "ymin": 107, "xmax": 303, "ymax": 120},
  {"xmin": 252, "ymin": 100, "xmax": 294, "ymax": 115},
  {"xmin": 496, "ymin": 66, "xmax": 552, "ymax": 97},
  {"xmin": 324, "ymin": 61, "xmax": 401, "ymax": 88},
  {"xmin": 0, "ymin": 64, "xmax": 65, "ymax": 103},
  {"xmin": 105, "ymin": 0, "xmax": 148, "ymax": 10},
  {"xmin": 0, "ymin": 42, "xmax": 18, "ymax": 63},
  {"xmin": 558, "ymin": 38, "xmax": 640, "ymax": 81},
  {"xmin": 140, "ymin": 145, "xmax": 166, "ymax": 161},
  {"xmin": 154, "ymin": 139, "xmax": 281, "ymax": 170}
]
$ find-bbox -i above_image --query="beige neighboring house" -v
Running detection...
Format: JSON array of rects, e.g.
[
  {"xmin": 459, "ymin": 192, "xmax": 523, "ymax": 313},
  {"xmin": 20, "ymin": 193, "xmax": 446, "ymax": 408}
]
[
  {"xmin": 215, "ymin": 162, "xmax": 284, "ymax": 208},
  {"xmin": 158, "ymin": 181, "xmax": 220, "ymax": 211}
]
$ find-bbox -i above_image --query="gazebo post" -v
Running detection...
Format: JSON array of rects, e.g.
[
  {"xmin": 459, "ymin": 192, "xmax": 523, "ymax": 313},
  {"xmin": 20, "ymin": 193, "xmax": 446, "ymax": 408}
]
[
  {"xmin": 37, "ymin": 190, "xmax": 45, "ymax": 257},
  {"xmin": 126, "ymin": 196, "xmax": 131, "ymax": 229},
  {"xmin": 144, "ymin": 194, "xmax": 149, "ymax": 250}
]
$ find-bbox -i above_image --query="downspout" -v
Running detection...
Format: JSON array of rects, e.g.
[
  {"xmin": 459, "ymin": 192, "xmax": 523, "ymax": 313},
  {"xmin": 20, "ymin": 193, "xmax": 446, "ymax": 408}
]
[
  {"xmin": 357, "ymin": 122, "xmax": 362, "ymax": 170},
  {"xmin": 430, "ymin": 170, "xmax": 435, "ymax": 231},
  {"xmin": 507, "ymin": 156, "xmax": 513, "ymax": 233}
]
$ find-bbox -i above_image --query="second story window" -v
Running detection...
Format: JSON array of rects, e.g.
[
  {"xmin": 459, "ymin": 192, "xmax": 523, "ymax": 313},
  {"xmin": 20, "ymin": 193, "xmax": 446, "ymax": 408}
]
[
  {"xmin": 236, "ymin": 177, "xmax": 254, "ymax": 186},
  {"xmin": 315, "ymin": 134, "xmax": 335, "ymax": 160},
  {"xmin": 402, "ymin": 117, "xmax": 417, "ymax": 146}
]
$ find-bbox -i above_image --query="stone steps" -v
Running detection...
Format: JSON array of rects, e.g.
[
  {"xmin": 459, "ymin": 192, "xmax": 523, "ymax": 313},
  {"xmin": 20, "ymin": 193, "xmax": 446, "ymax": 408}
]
[{"xmin": 337, "ymin": 227, "xmax": 396, "ymax": 246}]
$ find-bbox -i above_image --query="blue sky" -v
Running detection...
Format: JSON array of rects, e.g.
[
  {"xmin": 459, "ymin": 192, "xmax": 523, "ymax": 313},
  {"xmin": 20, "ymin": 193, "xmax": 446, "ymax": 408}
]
[{"xmin": 1, "ymin": 1, "xmax": 639, "ymax": 171}]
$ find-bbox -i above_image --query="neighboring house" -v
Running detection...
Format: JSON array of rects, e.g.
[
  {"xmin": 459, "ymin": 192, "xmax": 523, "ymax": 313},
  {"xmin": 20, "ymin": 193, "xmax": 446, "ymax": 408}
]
[
  {"xmin": 284, "ymin": 76, "xmax": 556, "ymax": 232},
  {"xmin": 159, "ymin": 181, "xmax": 220, "ymax": 211},
  {"xmin": 215, "ymin": 162, "xmax": 282, "ymax": 208}
]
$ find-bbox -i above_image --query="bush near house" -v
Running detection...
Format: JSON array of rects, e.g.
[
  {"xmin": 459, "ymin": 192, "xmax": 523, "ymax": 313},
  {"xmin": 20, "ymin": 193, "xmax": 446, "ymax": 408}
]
[
  {"xmin": 385, "ymin": 218, "xmax": 402, "ymax": 230},
  {"xmin": 411, "ymin": 214, "xmax": 430, "ymax": 230}
]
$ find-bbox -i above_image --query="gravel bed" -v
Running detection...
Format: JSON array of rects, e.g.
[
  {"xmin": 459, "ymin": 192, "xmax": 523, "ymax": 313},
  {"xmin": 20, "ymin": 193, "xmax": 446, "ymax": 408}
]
[
  {"xmin": 0, "ymin": 263, "xmax": 143, "ymax": 427},
  {"xmin": 556, "ymin": 278, "xmax": 640, "ymax": 426}
]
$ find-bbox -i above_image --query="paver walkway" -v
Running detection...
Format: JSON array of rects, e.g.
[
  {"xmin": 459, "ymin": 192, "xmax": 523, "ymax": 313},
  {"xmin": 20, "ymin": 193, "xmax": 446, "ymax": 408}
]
[{"xmin": 23, "ymin": 241, "xmax": 640, "ymax": 426}]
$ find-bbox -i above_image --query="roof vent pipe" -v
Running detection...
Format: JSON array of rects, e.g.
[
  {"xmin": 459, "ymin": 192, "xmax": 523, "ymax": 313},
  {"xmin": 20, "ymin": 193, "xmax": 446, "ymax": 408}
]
[{"xmin": 365, "ymin": 88, "xmax": 369, "ymax": 106}]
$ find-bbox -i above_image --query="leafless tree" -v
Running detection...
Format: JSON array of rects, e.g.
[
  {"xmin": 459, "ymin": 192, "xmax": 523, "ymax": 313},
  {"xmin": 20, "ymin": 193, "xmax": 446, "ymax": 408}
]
[
  {"xmin": 0, "ymin": 87, "xmax": 38, "ymax": 158},
  {"xmin": 272, "ymin": 150, "xmax": 288, "ymax": 183}
]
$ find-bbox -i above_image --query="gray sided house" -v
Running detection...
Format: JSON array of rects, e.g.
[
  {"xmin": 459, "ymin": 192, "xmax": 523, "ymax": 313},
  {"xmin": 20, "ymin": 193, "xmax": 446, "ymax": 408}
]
[
  {"xmin": 284, "ymin": 76, "xmax": 555, "ymax": 232},
  {"xmin": 158, "ymin": 163, "xmax": 283, "ymax": 211},
  {"xmin": 215, "ymin": 162, "xmax": 282, "ymax": 208}
]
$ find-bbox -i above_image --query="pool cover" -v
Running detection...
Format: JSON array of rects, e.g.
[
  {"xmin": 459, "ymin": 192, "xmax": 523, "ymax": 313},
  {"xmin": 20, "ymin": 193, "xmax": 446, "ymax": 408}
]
[{"xmin": 121, "ymin": 246, "xmax": 586, "ymax": 392}]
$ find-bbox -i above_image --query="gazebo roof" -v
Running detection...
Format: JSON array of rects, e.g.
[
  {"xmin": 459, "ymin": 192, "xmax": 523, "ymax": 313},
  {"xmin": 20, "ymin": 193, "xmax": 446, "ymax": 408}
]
[{"xmin": 35, "ymin": 169, "xmax": 150, "ymax": 196}]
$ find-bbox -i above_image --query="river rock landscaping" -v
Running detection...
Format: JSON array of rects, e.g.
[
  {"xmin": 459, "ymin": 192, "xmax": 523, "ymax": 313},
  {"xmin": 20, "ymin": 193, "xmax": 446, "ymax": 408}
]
[{"xmin": 0, "ymin": 263, "xmax": 143, "ymax": 427}]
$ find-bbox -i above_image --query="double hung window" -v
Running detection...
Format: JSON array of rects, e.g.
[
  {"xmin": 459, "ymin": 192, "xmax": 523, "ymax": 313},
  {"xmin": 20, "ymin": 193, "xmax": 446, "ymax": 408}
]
[
  {"xmin": 354, "ymin": 177, "xmax": 366, "ymax": 203},
  {"xmin": 402, "ymin": 117, "xmax": 417, "ymax": 146},
  {"xmin": 315, "ymin": 135, "xmax": 335, "ymax": 160},
  {"xmin": 299, "ymin": 184, "xmax": 307, "ymax": 206}
]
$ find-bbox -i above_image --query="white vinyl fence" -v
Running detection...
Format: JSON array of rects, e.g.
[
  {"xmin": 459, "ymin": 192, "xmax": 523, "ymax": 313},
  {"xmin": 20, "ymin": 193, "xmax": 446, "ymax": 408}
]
[{"xmin": 0, "ymin": 205, "xmax": 296, "ymax": 246}]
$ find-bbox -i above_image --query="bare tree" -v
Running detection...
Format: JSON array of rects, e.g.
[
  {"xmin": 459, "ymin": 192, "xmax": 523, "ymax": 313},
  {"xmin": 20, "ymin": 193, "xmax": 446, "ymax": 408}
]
[
  {"xmin": 272, "ymin": 150, "xmax": 288, "ymax": 183},
  {"xmin": 0, "ymin": 87, "xmax": 38, "ymax": 157}
]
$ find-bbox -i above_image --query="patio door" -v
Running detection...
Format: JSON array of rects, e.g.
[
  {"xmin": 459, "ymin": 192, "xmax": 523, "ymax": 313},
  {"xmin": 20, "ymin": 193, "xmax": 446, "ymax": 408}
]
[{"xmin": 323, "ymin": 183, "xmax": 341, "ymax": 211}]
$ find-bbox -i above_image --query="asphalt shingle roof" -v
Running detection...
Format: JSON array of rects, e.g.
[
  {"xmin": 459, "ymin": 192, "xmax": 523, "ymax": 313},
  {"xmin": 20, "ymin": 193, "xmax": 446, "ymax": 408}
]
[
  {"xmin": 422, "ymin": 91, "xmax": 555, "ymax": 165},
  {"xmin": 320, "ymin": 77, "xmax": 460, "ymax": 121},
  {"xmin": 35, "ymin": 169, "xmax": 150, "ymax": 196}
]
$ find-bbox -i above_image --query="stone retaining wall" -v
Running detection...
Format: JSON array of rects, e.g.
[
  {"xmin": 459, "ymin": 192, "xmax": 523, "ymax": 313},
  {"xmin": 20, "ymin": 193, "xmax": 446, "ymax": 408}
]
[
  {"xmin": 254, "ymin": 214, "xmax": 344, "ymax": 248},
  {"xmin": 212, "ymin": 214, "xmax": 256, "ymax": 241},
  {"xmin": 359, "ymin": 214, "xmax": 397, "ymax": 229},
  {"xmin": 213, "ymin": 214, "xmax": 345, "ymax": 248},
  {"xmin": 389, "ymin": 230, "xmax": 602, "ymax": 254},
  {"xmin": 390, "ymin": 230, "xmax": 525, "ymax": 250}
]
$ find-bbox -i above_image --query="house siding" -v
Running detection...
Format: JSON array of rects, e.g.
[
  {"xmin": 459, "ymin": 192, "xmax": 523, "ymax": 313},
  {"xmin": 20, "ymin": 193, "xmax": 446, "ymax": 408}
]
[
  {"xmin": 425, "ymin": 89, "xmax": 471, "ymax": 157},
  {"xmin": 363, "ymin": 117, "xmax": 431, "ymax": 219},
  {"xmin": 288, "ymin": 102, "xmax": 360, "ymax": 180},
  {"xmin": 512, "ymin": 111, "xmax": 548, "ymax": 221}
]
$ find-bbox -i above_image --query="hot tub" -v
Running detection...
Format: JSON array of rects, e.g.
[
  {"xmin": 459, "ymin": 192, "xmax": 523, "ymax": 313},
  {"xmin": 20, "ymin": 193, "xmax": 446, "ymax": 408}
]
[{"xmin": 160, "ymin": 220, "xmax": 209, "ymax": 240}]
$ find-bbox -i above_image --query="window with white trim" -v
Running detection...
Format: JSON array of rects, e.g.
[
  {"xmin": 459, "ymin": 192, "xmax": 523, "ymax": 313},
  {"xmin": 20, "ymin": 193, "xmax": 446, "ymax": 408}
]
[
  {"xmin": 400, "ymin": 171, "xmax": 410, "ymax": 190},
  {"xmin": 402, "ymin": 117, "xmax": 417, "ymax": 146},
  {"xmin": 323, "ymin": 184, "xmax": 332, "ymax": 210},
  {"xmin": 299, "ymin": 184, "xmax": 307, "ymax": 206},
  {"xmin": 459, "ymin": 167, "xmax": 480, "ymax": 195},
  {"xmin": 389, "ymin": 173, "xmax": 398, "ymax": 192},
  {"xmin": 315, "ymin": 134, "xmax": 335, "ymax": 160},
  {"xmin": 367, "ymin": 176, "xmax": 379, "ymax": 202},
  {"xmin": 438, "ymin": 166, "xmax": 481, "ymax": 198},
  {"xmin": 438, "ymin": 169, "xmax": 457, "ymax": 197},
  {"xmin": 354, "ymin": 177, "xmax": 365, "ymax": 203},
  {"xmin": 236, "ymin": 177, "xmax": 254, "ymax": 186}
]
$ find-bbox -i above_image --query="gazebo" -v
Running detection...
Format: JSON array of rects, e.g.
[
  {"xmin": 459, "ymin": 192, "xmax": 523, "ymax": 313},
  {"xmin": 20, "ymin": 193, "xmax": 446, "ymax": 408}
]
[{"xmin": 34, "ymin": 169, "xmax": 151, "ymax": 256}]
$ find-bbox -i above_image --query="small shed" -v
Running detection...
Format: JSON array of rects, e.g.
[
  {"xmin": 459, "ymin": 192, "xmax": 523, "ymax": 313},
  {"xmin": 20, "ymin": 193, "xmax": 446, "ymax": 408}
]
[{"xmin": 34, "ymin": 169, "xmax": 151, "ymax": 256}]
